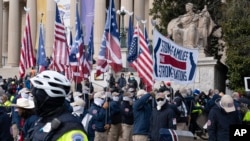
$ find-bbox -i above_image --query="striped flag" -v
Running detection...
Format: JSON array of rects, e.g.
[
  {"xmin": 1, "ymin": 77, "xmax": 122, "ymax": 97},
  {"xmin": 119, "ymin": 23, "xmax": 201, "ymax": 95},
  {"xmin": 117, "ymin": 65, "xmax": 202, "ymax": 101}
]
[
  {"xmin": 19, "ymin": 13, "xmax": 35, "ymax": 78},
  {"xmin": 50, "ymin": 3, "xmax": 69, "ymax": 73},
  {"xmin": 143, "ymin": 25, "xmax": 150, "ymax": 52},
  {"xmin": 96, "ymin": 0, "xmax": 122, "ymax": 77},
  {"xmin": 82, "ymin": 25, "xmax": 94, "ymax": 78},
  {"xmin": 127, "ymin": 24, "xmax": 153, "ymax": 92},
  {"xmin": 37, "ymin": 23, "xmax": 47, "ymax": 73},
  {"xmin": 69, "ymin": 3, "xmax": 84, "ymax": 82}
]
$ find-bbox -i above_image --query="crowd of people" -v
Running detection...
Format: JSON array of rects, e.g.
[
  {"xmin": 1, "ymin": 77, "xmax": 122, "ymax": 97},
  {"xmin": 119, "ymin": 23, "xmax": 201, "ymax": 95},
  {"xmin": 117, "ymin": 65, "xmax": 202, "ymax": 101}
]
[{"xmin": 0, "ymin": 70, "xmax": 250, "ymax": 141}]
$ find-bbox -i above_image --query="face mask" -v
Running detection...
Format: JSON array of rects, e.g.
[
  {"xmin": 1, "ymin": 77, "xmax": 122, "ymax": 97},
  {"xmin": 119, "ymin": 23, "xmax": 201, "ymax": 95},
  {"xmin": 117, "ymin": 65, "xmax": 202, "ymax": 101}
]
[
  {"xmin": 156, "ymin": 99, "xmax": 166, "ymax": 110},
  {"xmin": 123, "ymin": 96, "xmax": 132, "ymax": 102},
  {"xmin": 160, "ymin": 84, "xmax": 164, "ymax": 87},
  {"xmin": 73, "ymin": 105, "xmax": 84, "ymax": 113},
  {"xmin": 94, "ymin": 98, "xmax": 105, "ymax": 106},
  {"xmin": 113, "ymin": 96, "xmax": 119, "ymax": 102}
]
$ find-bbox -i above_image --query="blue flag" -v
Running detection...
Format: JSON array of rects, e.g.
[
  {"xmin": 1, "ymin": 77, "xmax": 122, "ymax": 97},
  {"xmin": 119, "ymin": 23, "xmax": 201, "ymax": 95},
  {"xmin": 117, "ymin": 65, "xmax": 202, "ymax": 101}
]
[
  {"xmin": 37, "ymin": 24, "xmax": 47, "ymax": 72},
  {"xmin": 127, "ymin": 15, "xmax": 134, "ymax": 51}
]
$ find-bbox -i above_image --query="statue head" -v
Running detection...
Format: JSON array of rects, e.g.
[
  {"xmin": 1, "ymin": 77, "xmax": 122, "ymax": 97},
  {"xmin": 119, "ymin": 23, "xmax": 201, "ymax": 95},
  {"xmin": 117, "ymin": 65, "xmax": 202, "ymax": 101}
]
[{"xmin": 185, "ymin": 3, "xmax": 193, "ymax": 12}]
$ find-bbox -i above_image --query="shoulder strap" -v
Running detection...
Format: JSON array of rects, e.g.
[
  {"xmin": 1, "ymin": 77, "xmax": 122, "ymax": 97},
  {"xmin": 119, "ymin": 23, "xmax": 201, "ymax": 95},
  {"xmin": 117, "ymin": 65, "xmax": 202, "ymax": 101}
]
[{"xmin": 46, "ymin": 113, "xmax": 86, "ymax": 141}]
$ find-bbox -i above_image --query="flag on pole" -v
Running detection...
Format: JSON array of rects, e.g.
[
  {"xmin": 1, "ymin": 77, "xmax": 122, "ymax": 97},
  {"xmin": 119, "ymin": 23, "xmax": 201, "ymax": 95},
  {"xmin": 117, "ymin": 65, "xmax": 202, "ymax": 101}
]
[
  {"xmin": 127, "ymin": 15, "xmax": 134, "ymax": 51},
  {"xmin": 96, "ymin": 0, "xmax": 122, "ymax": 77},
  {"xmin": 19, "ymin": 13, "xmax": 36, "ymax": 78},
  {"xmin": 69, "ymin": 3, "xmax": 85, "ymax": 82},
  {"xmin": 37, "ymin": 23, "xmax": 47, "ymax": 73},
  {"xmin": 143, "ymin": 25, "xmax": 150, "ymax": 51},
  {"xmin": 50, "ymin": 3, "xmax": 69, "ymax": 73},
  {"xmin": 127, "ymin": 24, "xmax": 154, "ymax": 92},
  {"xmin": 82, "ymin": 25, "xmax": 94, "ymax": 78}
]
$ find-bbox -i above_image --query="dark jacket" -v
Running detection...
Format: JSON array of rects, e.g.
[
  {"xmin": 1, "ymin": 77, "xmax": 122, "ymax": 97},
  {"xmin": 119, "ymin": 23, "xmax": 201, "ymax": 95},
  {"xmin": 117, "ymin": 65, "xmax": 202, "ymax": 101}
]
[
  {"xmin": 0, "ymin": 107, "xmax": 13, "ymax": 141},
  {"xmin": 149, "ymin": 103, "xmax": 176, "ymax": 141},
  {"xmin": 88, "ymin": 103, "xmax": 111, "ymax": 132},
  {"xmin": 109, "ymin": 100, "xmax": 122, "ymax": 124},
  {"xmin": 207, "ymin": 100, "xmax": 241, "ymax": 141},
  {"xmin": 121, "ymin": 101, "xmax": 134, "ymax": 125},
  {"xmin": 133, "ymin": 93, "xmax": 152, "ymax": 135},
  {"xmin": 117, "ymin": 76, "xmax": 126, "ymax": 88},
  {"xmin": 23, "ymin": 115, "xmax": 39, "ymax": 138}
]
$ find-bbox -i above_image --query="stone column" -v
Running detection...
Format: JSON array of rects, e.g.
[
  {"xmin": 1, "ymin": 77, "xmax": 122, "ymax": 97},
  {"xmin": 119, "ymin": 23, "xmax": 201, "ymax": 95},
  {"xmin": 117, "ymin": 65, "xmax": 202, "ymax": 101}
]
[
  {"xmin": 93, "ymin": 0, "xmax": 106, "ymax": 60},
  {"xmin": 147, "ymin": 0, "xmax": 154, "ymax": 41},
  {"xmin": 0, "ymin": 0, "xmax": 2, "ymax": 67},
  {"xmin": 2, "ymin": 3, "xmax": 8, "ymax": 66},
  {"xmin": 134, "ymin": 0, "xmax": 145, "ymax": 25},
  {"xmin": 26, "ymin": 0, "xmax": 37, "ymax": 51},
  {"xmin": 121, "ymin": 0, "xmax": 133, "ymax": 28},
  {"xmin": 7, "ymin": 0, "xmax": 20, "ymax": 67},
  {"xmin": 45, "ymin": 0, "xmax": 55, "ymax": 57},
  {"xmin": 70, "ymin": 0, "xmax": 76, "ymax": 37}
]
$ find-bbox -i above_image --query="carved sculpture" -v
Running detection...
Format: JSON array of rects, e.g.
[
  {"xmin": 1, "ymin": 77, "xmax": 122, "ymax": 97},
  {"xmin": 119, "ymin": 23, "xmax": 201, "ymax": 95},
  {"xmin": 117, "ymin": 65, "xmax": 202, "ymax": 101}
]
[{"xmin": 167, "ymin": 3, "xmax": 217, "ymax": 49}]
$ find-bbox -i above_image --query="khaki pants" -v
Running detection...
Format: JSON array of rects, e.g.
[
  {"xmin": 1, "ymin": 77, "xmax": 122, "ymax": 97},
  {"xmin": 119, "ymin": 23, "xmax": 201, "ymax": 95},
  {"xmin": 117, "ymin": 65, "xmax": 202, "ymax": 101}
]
[
  {"xmin": 132, "ymin": 135, "xmax": 148, "ymax": 141},
  {"xmin": 108, "ymin": 123, "xmax": 122, "ymax": 141},
  {"xmin": 119, "ymin": 124, "xmax": 133, "ymax": 141},
  {"xmin": 94, "ymin": 131, "xmax": 108, "ymax": 141},
  {"xmin": 177, "ymin": 122, "xmax": 188, "ymax": 131}
]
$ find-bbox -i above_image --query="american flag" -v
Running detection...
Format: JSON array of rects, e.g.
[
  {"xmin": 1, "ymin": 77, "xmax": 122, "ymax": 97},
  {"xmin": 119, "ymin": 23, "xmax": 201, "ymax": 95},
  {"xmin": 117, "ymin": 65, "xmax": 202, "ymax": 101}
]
[
  {"xmin": 127, "ymin": 25, "xmax": 154, "ymax": 92},
  {"xmin": 50, "ymin": 3, "xmax": 70, "ymax": 74},
  {"xmin": 69, "ymin": 3, "xmax": 84, "ymax": 82},
  {"xmin": 143, "ymin": 25, "xmax": 151, "ymax": 53},
  {"xmin": 19, "ymin": 13, "xmax": 35, "ymax": 78},
  {"xmin": 37, "ymin": 23, "xmax": 47, "ymax": 73},
  {"xmin": 96, "ymin": 0, "xmax": 122, "ymax": 77},
  {"xmin": 82, "ymin": 25, "xmax": 94, "ymax": 78}
]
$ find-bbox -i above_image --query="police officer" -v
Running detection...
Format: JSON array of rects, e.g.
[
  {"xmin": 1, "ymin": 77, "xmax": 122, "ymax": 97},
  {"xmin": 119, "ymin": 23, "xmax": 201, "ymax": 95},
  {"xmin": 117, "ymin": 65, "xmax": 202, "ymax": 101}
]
[{"xmin": 27, "ymin": 70, "xmax": 88, "ymax": 141}]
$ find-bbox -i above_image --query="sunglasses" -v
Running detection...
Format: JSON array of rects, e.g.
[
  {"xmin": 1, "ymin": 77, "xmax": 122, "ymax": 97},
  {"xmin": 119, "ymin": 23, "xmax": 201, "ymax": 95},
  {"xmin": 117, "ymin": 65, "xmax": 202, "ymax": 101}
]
[{"xmin": 156, "ymin": 98, "xmax": 164, "ymax": 102}]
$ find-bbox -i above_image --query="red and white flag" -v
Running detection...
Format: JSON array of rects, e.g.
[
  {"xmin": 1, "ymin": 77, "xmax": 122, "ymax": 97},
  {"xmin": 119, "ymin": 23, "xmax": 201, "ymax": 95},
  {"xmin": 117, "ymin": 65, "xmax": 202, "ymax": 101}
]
[
  {"xmin": 50, "ymin": 3, "xmax": 70, "ymax": 75},
  {"xmin": 19, "ymin": 13, "xmax": 35, "ymax": 78},
  {"xmin": 127, "ymin": 24, "xmax": 154, "ymax": 92}
]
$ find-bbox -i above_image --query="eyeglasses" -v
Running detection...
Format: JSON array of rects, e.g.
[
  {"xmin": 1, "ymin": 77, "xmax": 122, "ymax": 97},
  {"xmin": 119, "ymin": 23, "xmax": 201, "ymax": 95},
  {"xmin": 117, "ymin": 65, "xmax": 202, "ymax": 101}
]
[{"xmin": 156, "ymin": 98, "xmax": 164, "ymax": 102}]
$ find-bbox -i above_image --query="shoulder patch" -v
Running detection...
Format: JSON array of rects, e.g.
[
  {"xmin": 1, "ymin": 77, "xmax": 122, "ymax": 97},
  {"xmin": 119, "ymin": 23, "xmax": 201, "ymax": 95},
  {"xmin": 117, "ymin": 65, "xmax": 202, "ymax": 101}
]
[{"xmin": 72, "ymin": 133, "xmax": 84, "ymax": 141}]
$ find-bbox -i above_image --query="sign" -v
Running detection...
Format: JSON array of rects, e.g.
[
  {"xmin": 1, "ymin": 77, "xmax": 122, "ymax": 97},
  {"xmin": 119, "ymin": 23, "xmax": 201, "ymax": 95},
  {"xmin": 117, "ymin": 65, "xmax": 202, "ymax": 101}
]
[
  {"xmin": 153, "ymin": 29, "xmax": 198, "ymax": 84},
  {"xmin": 244, "ymin": 77, "xmax": 250, "ymax": 91}
]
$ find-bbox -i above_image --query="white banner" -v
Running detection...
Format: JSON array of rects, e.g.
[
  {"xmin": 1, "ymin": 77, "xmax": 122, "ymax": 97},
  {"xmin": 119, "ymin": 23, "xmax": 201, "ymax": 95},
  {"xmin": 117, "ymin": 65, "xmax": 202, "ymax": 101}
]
[{"xmin": 153, "ymin": 29, "xmax": 199, "ymax": 84}]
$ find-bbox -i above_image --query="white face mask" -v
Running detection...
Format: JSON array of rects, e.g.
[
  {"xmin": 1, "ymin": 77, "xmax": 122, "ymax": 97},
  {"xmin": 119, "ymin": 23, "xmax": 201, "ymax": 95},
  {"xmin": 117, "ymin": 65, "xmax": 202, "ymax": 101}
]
[
  {"xmin": 72, "ymin": 105, "xmax": 84, "ymax": 113},
  {"xmin": 94, "ymin": 98, "xmax": 105, "ymax": 106},
  {"xmin": 112, "ymin": 96, "xmax": 119, "ymax": 102},
  {"xmin": 156, "ymin": 99, "xmax": 166, "ymax": 110},
  {"xmin": 123, "ymin": 96, "xmax": 132, "ymax": 102}
]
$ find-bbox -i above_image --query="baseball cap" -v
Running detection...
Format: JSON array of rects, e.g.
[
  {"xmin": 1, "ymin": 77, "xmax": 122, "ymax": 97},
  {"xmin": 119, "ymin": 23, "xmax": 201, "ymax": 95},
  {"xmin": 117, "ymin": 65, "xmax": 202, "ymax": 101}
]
[
  {"xmin": 137, "ymin": 89, "xmax": 147, "ymax": 97},
  {"xmin": 94, "ymin": 91, "xmax": 106, "ymax": 99},
  {"xmin": 155, "ymin": 92, "xmax": 165, "ymax": 99},
  {"xmin": 112, "ymin": 92, "xmax": 119, "ymax": 96},
  {"xmin": 220, "ymin": 95, "xmax": 235, "ymax": 113},
  {"xmin": 70, "ymin": 98, "xmax": 85, "ymax": 107}
]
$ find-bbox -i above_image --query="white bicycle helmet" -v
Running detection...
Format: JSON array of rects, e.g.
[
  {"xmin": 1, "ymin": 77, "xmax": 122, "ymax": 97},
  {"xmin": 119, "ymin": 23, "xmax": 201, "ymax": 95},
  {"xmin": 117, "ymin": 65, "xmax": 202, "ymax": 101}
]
[{"xmin": 30, "ymin": 70, "xmax": 71, "ymax": 97}]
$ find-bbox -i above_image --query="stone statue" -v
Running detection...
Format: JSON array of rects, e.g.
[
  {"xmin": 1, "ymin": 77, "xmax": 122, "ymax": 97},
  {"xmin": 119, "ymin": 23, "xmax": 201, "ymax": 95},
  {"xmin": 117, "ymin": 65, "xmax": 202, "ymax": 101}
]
[{"xmin": 167, "ymin": 3, "xmax": 216, "ymax": 49}]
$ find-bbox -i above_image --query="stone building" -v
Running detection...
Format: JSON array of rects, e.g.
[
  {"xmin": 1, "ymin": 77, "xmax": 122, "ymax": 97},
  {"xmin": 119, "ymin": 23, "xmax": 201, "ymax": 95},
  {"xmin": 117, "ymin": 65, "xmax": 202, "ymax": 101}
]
[{"xmin": 0, "ymin": 0, "xmax": 155, "ymax": 69}]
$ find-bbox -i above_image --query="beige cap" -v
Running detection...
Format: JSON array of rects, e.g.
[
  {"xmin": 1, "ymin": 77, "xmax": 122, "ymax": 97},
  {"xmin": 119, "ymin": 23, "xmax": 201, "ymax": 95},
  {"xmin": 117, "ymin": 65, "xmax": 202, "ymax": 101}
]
[
  {"xmin": 220, "ymin": 95, "xmax": 235, "ymax": 113},
  {"xmin": 73, "ymin": 92, "xmax": 83, "ymax": 97},
  {"xmin": 112, "ymin": 92, "xmax": 119, "ymax": 96},
  {"xmin": 94, "ymin": 91, "xmax": 106, "ymax": 99},
  {"xmin": 12, "ymin": 98, "xmax": 35, "ymax": 109},
  {"xmin": 70, "ymin": 98, "xmax": 85, "ymax": 107},
  {"xmin": 155, "ymin": 92, "xmax": 166, "ymax": 99},
  {"xmin": 137, "ymin": 89, "xmax": 147, "ymax": 97}
]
